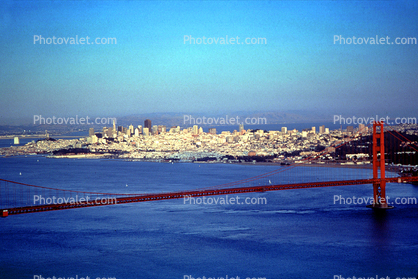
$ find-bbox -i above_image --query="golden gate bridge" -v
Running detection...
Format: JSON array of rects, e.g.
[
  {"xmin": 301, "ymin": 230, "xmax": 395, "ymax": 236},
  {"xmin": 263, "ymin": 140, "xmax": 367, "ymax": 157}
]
[{"xmin": 1, "ymin": 122, "xmax": 418, "ymax": 217}]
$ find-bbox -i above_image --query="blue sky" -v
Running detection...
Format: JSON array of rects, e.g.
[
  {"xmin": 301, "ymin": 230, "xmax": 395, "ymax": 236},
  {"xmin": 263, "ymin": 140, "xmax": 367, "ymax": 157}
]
[{"xmin": 0, "ymin": 0, "xmax": 417, "ymax": 124}]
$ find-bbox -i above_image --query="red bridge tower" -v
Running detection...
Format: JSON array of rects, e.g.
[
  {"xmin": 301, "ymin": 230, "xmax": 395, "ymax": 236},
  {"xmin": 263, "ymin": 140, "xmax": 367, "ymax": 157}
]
[{"xmin": 367, "ymin": 122, "xmax": 394, "ymax": 209}]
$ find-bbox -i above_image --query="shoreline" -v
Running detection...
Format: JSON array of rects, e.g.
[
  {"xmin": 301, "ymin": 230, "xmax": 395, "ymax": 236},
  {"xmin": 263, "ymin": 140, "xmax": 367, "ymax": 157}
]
[
  {"xmin": 1, "ymin": 153, "xmax": 405, "ymax": 173},
  {"xmin": 0, "ymin": 135, "xmax": 84, "ymax": 140}
]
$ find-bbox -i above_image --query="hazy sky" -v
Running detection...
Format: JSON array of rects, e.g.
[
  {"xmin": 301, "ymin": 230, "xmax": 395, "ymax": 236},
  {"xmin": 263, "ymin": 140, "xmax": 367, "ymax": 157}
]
[{"xmin": 1, "ymin": 0, "xmax": 417, "ymax": 124}]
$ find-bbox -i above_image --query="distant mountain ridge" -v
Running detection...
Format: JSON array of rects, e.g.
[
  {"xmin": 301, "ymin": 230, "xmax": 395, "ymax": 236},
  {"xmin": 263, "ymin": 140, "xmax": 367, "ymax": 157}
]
[
  {"xmin": 0, "ymin": 111, "xmax": 330, "ymax": 135},
  {"xmin": 117, "ymin": 111, "xmax": 330, "ymax": 127}
]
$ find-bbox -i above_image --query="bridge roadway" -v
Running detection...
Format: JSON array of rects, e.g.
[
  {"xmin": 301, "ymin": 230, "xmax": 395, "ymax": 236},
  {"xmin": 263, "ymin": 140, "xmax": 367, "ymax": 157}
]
[{"xmin": 3, "ymin": 176, "xmax": 418, "ymax": 216}]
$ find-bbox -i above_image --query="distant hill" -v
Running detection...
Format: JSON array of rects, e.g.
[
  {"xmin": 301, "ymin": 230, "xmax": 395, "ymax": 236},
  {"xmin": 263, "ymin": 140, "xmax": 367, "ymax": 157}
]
[
  {"xmin": 116, "ymin": 111, "xmax": 330, "ymax": 127},
  {"xmin": 0, "ymin": 110, "xmax": 330, "ymax": 135}
]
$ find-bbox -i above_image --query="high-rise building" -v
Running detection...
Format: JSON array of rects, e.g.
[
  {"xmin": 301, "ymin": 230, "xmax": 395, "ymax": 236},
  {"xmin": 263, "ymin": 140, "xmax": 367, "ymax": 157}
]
[
  {"xmin": 209, "ymin": 128, "xmax": 217, "ymax": 135},
  {"xmin": 193, "ymin": 125, "xmax": 199, "ymax": 135},
  {"xmin": 143, "ymin": 127, "xmax": 149, "ymax": 136},
  {"xmin": 129, "ymin": 124, "xmax": 134, "ymax": 135},
  {"xmin": 152, "ymin": 125, "xmax": 158, "ymax": 135},
  {"xmin": 281, "ymin": 127, "xmax": 287, "ymax": 134},
  {"xmin": 239, "ymin": 124, "xmax": 244, "ymax": 132},
  {"xmin": 319, "ymin": 125, "xmax": 325, "ymax": 134},
  {"xmin": 347, "ymin": 126, "xmax": 354, "ymax": 133},
  {"xmin": 144, "ymin": 119, "xmax": 152, "ymax": 131},
  {"xmin": 113, "ymin": 119, "xmax": 116, "ymax": 132},
  {"xmin": 359, "ymin": 124, "xmax": 366, "ymax": 133},
  {"xmin": 137, "ymin": 125, "xmax": 143, "ymax": 134},
  {"xmin": 107, "ymin": 127, "xmax": 114, "ymax": 137},
  {"xmin": 312, "ymin": 126, "xmax": 316, "ymax": 133},
  {"xmin": 91, "ymin": 135, "xmax": 98, "ymax": 144},
  {"xmin": 89, "ymin": 128, "xmax": 95, "ymax": 137},
  {"xmin": 158, "ymin": 125, "xmax": 166, "ymax": 134}
]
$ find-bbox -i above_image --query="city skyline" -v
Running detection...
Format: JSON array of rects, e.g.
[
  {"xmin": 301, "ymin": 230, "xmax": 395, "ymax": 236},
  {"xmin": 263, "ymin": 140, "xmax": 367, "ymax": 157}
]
[
  {"xmin": 1, "ymin": 0, "xmax": 418, "ymax": 125},
  {"xmin": 1, "ymin": 110, "xmax": 416, "ymax": 138}
]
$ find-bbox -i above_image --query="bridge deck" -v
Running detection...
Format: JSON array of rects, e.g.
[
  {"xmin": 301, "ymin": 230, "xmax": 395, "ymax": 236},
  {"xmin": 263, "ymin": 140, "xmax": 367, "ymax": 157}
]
[{"xmin": 3, "ymin": 177, "xmax": 417, "ymax": 216}]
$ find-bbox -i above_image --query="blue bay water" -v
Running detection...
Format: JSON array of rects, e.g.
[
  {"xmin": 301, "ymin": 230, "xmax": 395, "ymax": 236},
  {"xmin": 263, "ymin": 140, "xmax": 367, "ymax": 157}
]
[{"xmin": 0, "ymin": 156, "xmax": 418, "ymax": 279}]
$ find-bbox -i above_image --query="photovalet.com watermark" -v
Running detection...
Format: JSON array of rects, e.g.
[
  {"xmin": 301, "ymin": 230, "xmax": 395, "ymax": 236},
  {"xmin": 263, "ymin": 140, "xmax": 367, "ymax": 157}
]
[
  {"xmin": 183, "ymin": 35, "xmax": 267, "ymax": 45},
  {"xmin": 33, "ymin": 275, "xmax": 116, "ymax": 279},
  {"xmin": 33, "ymin": 115, "xmax": 117, "ymax": 125},
  {"xmin": 333, "ymin": 195, "xmax": 417, "ymax": 206},
  {"xmin": 183, "ymin": 195, "xmax": 267, "ymax": 206},
  {"xmin": 183, "ymin": 275, "xmax": 266, "ymax": 279},
  {"xmin": 333, "ymin": 35, "xmax": 417, "ymax": 45},
  {"xmin": 33, "ymin": 195, "xmax": 117, "ymax": 206},
  {"xmin": 34, "ymin": 35, "xmax": 117, "ymax": 45},
  {"xmin": 333, "ymin": 275, "xmax": 416, "ymax": 279},
  {"xmin": 183, "ymin": 115, "xmax": 267, "ymax": 126},
  {"xmin": 333, "ymin": 115, "xmax": 417, "ymax": 125}
]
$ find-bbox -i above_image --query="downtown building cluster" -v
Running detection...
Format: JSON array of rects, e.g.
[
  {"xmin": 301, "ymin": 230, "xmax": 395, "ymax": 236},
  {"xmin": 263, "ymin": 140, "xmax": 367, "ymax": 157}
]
[
  {"xmin": 80, "ymin": 121, "xmax": 367, "ymax": 162},
  {"xmin": 2, "ymin": 122, "xmax": 418, "ymax": 165}
]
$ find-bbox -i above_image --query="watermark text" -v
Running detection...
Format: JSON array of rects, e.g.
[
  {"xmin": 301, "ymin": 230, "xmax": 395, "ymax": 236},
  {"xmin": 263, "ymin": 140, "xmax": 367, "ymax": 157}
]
[
  {"xmin": 183, "ymin": 195, "xmax": 267, "ymax": 205},
  {"xmin": 184, "ymin": 115, "xmax": 267, "ymax": 126},
  {"xmin": 33, "ymin": 115, "xmax": 117, "ymax": 125},
  {"xmin": 34, "ymin": 275, "xmax": 115, "ymax": 279},
  {"xmin": 333, "ymin": 35, "xmax": 417, "ymax": 45},
  {"xmin": 333, "ymin": 195, "xmax": 417, "ymax": 206},
  {"xmin": 333, "ymin": 275, "xmax": 415, "ymax": 279},
  {"xmin": 34, "ymin": 35, "xmax": 117, "ymax": 45},
  {"xmin": 184, "ymin": 35, "xmax": 266, "ymax": 45},
  {"xmin": 183, "ymin": 275, "xmax": 266, "ymax": 279},
  {"xmin": 333, "ymin": 115, "xmax": 417, "ymax": 125},
  {"xmin": 33, "ymin": 195, "xmax": 117, "ymax": 206}
]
